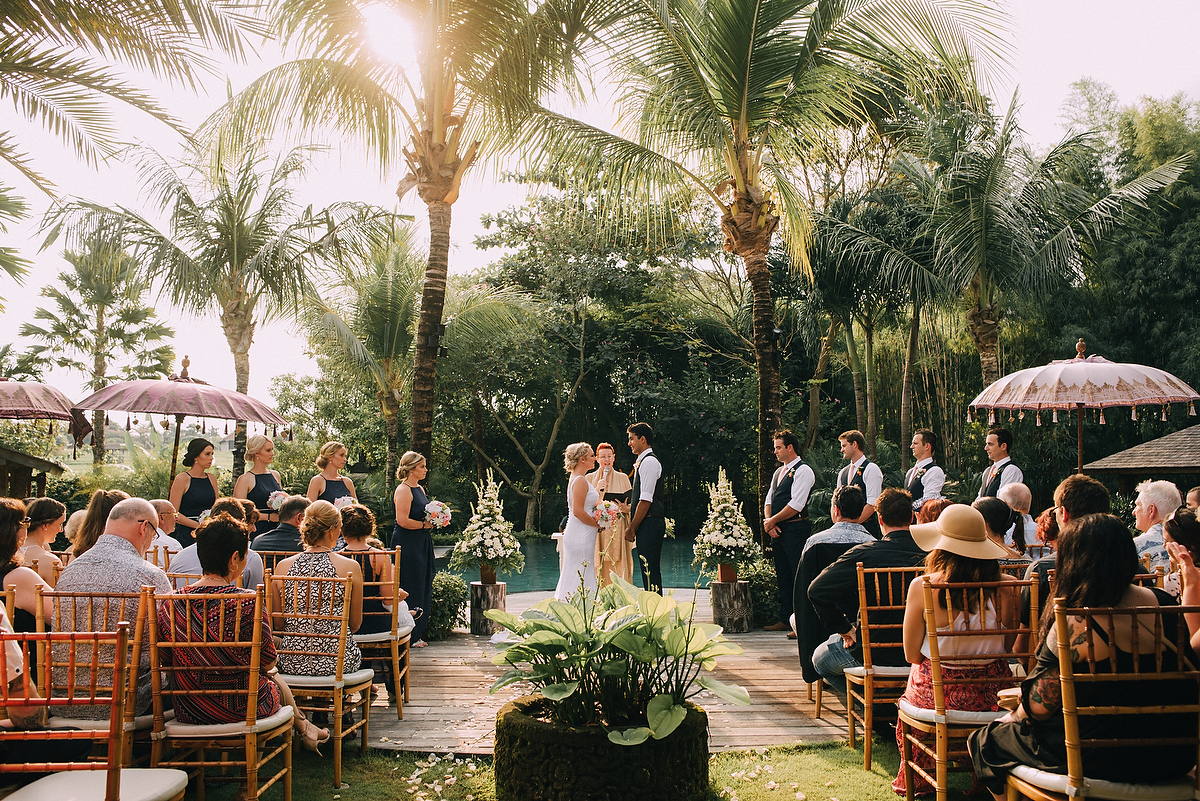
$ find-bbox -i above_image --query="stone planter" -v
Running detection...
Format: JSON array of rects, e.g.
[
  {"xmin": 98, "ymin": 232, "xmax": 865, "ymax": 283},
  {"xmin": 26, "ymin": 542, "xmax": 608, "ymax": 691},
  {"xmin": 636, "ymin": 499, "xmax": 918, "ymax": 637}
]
[{"xmin": 494, "ymin": 695, "xmax": 709, "ymax": 801}]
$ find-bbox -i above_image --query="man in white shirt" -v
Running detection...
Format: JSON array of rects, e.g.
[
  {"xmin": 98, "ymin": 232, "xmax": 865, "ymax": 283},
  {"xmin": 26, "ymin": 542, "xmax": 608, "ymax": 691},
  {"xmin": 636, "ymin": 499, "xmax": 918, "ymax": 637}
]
[
  {"xmin": 626, "ymin": 422, "xmax": 666, "ymax": 593},
  {"xmin": 763, "ymin": 430, "xmax": 815, "ymax": 634},
  {"xmin": 905, "ymin": 429, "xmax": 946, "ymax": 514},
  {"xmin": 1133, "ymin": 479, "xmax": 1181, "ymax": 572},
  {"xmin": 977, "ymin": 426, "xmax": 1023, "ymax": 499},
  {"xmin": 836, "ymin": 430, "xmax": 883, "ymax": 537}
]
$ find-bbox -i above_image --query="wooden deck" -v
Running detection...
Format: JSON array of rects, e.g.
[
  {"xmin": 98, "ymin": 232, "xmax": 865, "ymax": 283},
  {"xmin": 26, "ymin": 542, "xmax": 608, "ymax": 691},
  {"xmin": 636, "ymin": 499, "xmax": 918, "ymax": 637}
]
[{"xmin": 367, "ymin": 590, "xmax": 849, "ymax": 754}]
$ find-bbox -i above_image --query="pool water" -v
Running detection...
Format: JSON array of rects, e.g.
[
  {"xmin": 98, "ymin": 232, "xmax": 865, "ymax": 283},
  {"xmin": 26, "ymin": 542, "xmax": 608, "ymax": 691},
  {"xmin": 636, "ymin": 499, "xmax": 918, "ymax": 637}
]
[{"xmin": 434, "ymin": 537, "xmax": 711, "ymax": 592}]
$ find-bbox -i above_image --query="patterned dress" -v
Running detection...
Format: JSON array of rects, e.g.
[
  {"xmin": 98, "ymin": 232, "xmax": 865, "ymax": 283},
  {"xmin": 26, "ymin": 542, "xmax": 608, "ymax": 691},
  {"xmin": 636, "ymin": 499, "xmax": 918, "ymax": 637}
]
[
  {"xmin": 158, "ymin": 584, "xmax": 281, "ymax": 725},
  {"xmin": 277, "ymin": 551, "xmax": 362, "ymax": 676}
]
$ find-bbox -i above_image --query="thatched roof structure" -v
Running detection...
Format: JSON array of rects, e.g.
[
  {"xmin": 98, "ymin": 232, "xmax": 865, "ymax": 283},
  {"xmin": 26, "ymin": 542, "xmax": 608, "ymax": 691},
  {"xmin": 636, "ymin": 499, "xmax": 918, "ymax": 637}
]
[{"xmin": 1083, "ymin": 424, "xmax": 1200, "ymax": 493}]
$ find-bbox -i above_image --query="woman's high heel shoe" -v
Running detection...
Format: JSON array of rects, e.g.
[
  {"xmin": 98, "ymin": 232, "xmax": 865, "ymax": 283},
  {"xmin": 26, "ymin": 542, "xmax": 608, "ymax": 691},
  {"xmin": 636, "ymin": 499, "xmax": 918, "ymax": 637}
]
[{"xmin": 297, "ymin": 718, "xmax": 331, "ymax": 755}]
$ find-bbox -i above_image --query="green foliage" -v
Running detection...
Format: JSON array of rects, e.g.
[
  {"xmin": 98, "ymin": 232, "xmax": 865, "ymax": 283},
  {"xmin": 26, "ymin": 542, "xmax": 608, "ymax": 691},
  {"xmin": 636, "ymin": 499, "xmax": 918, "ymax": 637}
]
[
  {"xmin": 426, "ymin": 571, "xmax": 469, "ymax": 641},
  {"xmin": 0, "ymin": 420, "xmax": 58, "ymax": 460},
  {"xmin": 740, "ymin": 558, "xmax": 781, "ymax": 628}
]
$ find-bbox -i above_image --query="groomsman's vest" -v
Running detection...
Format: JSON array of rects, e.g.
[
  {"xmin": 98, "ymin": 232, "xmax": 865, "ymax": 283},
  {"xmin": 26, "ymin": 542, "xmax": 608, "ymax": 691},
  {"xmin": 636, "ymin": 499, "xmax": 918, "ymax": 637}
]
[
  {"xmin": 771, "ymin": 462, "xmax": 809, "ymax": 522},
  {"xmin": 630, "ymin": 453, "xmax": 665, "ymax": 518},
  {"xmin": 981, "ymin": 462, "xmax": 1019, "ymax": 497},
  {"xmin": 838, "ymin": 460, "xmax": 875, "ymax": 497},
  {"xmin": 906, "ymin": 463, "xmax": 938, "ymax": 500}
]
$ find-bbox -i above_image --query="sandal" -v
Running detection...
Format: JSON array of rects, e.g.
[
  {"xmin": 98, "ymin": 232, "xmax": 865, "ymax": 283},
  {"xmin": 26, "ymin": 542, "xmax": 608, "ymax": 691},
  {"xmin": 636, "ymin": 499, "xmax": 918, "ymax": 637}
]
[{"xmin": 297, "ymin": 718, "xmax": 331, "ymax": 755}]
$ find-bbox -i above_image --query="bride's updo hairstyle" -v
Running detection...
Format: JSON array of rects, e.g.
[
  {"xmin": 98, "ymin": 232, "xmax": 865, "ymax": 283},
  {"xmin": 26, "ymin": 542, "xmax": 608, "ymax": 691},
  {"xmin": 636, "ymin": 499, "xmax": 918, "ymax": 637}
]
[
  {"xmin": 563, "ymin": 442, "xmax": 592, "ymax": 472},
  {"xmin": 300, "ymin": 500, "xmax": 341, "ymax": 546},
  {"xmin": 396, "ymin": 451, "xmax": 426, "ymax": 481}
]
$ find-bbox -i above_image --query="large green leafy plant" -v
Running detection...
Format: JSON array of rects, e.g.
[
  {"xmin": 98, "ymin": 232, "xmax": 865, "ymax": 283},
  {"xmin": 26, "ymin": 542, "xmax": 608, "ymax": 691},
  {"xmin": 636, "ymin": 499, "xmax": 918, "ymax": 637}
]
[{"xmin": 486, "ymin": 578, "xmax": 750, "ymax": 745}]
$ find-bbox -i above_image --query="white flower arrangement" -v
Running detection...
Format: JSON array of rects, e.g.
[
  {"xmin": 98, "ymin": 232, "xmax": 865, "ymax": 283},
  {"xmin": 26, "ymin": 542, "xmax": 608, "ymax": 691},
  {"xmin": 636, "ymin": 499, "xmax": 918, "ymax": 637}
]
[
  {"xmin": 424, "ymin": 499, "xmax": 452, "ymax": 528},
  {"xmin": 333, "ymin": 495, "xmax": 355, "ymax": 511},
  {"xmin": 448, "ymin": 470, "xmax": 525, "ymax": 575},
  {"xmin": 267, "ymin": 490, "xmax": 288, "ymax": 511},
  {"xmin": 692, "ymin": 467, "xmax": 755, "ymax": 568}
]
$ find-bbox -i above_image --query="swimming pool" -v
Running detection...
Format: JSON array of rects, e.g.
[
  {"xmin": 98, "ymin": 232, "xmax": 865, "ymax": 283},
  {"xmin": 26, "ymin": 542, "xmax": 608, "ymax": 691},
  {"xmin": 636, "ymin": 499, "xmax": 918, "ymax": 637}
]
[{"xmin": 434, "ymin": 536, "xmax": 711, "ymax": 592}]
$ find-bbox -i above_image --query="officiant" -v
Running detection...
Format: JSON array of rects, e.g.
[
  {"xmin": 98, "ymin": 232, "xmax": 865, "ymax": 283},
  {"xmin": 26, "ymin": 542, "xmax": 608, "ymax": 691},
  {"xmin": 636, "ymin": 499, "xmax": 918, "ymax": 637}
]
[{"xmin": 587, "ymin": 442, "xmax": 635, "ymax": 586}]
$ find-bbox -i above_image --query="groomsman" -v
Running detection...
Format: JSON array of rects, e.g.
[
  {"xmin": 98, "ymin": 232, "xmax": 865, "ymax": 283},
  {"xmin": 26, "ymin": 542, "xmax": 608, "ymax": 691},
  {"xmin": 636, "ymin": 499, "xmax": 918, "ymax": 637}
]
[
  {"xmin": 836, "ymin": 430, "xmax": 882, "ymax": 538},
  {"xmin": 977, "ymin": 426, "xmax": 1023, "ymax": 499},
  {"xmin": 905, "ymin": 429, "xmax": 946, "ymax": 514},
  {"xmin": 626, "ymin": 422, "xmax": 665, "ymax": 593},
  {"xmin": 762, "ymin": 430, "xmax": 815, "ymax": 634}
]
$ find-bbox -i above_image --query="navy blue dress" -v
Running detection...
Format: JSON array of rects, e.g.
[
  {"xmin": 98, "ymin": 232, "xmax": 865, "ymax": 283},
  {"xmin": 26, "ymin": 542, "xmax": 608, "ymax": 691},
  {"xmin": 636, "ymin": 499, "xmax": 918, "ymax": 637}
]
[
  {"xmin": 391, "ymin": 484, "xmax": 433, "ymax": 642},
  {"xmin": 338, "ymin": 549, "xmax": 390, "ymax": 635},
  {"xmin": 177, "ymin": 473, "xmax": 217, "ymax": 546},
  {"xmin": 317, "ymin": 477, "xmax": 353, "ymax": 504},
  {"xmin": 246, "ymin": 472, "xmax": 283, "ymax": 537}
]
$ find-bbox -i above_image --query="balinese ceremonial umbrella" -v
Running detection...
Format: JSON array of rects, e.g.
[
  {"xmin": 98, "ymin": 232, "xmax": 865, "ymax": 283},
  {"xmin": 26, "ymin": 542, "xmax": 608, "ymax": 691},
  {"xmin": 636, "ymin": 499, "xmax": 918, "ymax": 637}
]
[
  {"xmin": 0, "ymin": 378, "xmax": 75, "ymax": 420},
  {"xmin": 969, "ymin": 339, "xmax": 1200, "ymax": 473},
  {"xmin": 73, "ymin": 359, "xmax": 288, "ymax": 481}
]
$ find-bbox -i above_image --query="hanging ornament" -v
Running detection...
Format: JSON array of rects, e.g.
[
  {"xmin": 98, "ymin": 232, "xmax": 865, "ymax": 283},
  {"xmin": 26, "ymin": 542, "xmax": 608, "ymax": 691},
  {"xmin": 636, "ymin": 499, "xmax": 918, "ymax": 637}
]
[
  {"xmin": 201, "ymin": 418, "xmax": 206, "ymax": 434},
  {"xmin": 126, "ymin": 415, "xmax": 131, "ymax": 431},
  {"xmin": 105, "ymin": 413, "xmax": 110, "ymax": 427},
  {"xmin": 966, "ymin": 408, "xmax": 973, "ymax": 423},
  {"xmin": 1052, "ymin": 409, "xmax": 1059, "ymax": 423},
  {"xmin": 1190, "ymin": 402, "xmax": 1196, "ymax": 416},
  {"xmin": 287, "ymin": 428, "xmax": 293, "ymax": 442},
  {"xmin": 273, "ymin": 425, "xmax": 277, "ymax": 438},
  {"xmin": 1099, "ymin": 409, "xmax": 1106, "ymax": 424},
  {"xmin": 1035, "ymin": 412, "xmax": 1042, "ymax": 427},
  {"xmin": 1008, "ymin": 413, "xmax": 1015, "ymax": 423},
  {"xmin": 224, "ymin": 420, "xmax": 229, "ymax": 435},
  {"xmin": 1132, "ymin": 407, "xmax": 1138, "ymax": 421},
  {"xmin": 1018, "ymin": 410, "xmax": 1025, "ymax": 421},
  {"xmin": 988, "ymin": 410, "xmax": 996, "ymax": 425},
  {"xmin": 160, "ymin": 418, "xmax": 170, "ymax": 431},
  {"xmin": 48, "ymin": 422, "xmax": 54, "ymax": 437}
]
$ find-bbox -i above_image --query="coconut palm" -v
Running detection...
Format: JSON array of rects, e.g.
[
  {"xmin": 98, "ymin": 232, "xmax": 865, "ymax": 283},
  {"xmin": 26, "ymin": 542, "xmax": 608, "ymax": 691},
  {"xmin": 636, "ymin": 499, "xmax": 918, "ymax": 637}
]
[
  {"xmin": 43, "ymin": 141, "xmax": 395, "ymax": 475},
  {"xmin": 20, "ymin": 233, "xmax": 175, "ymax": 464},
  {"xmin": 520, "ymin": 0, "xmax": 1006, "ymax": 504},
  {"xmin": 307, "ymin": 227, "xmax": 539, "ymax": 486}
]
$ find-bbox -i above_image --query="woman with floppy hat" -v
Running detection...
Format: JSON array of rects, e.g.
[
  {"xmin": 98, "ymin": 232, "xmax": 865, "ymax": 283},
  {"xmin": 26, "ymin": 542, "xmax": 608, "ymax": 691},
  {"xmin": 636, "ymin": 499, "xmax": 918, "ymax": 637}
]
[{"xmin": 892, "ymin": 503, "xmax": 1022, "ymax": 796}]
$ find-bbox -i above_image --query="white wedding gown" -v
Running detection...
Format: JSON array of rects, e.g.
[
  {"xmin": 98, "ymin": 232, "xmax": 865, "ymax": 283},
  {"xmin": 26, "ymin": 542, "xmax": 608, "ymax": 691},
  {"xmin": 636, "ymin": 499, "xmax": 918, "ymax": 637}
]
[{"xmin": 555, "ymin": 475, "xmax": 599, "ymax": 601}]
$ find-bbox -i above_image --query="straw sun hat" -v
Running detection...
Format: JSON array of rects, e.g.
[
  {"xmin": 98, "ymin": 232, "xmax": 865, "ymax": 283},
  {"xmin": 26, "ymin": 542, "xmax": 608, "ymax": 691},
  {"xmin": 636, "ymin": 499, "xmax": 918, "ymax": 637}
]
[{"xmin": 910, "ymin": 504, "xmax": 1010, "ymax": 560}]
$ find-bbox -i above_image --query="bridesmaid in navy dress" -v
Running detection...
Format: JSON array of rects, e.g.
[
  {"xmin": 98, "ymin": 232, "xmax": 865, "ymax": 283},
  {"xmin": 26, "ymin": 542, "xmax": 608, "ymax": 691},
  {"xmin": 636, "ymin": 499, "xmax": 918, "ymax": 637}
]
[
  {"xmin": 391, "ymin": 451, "xmax": 433, "ymax": 645},
  {"xmin": 169, "ymin": 438, "xmax": 219, "ymax": 547},
  {"xmin": 234, "ymin": 435, "xmax": 284, "ymax": 538},
  {"xmin": 307, "ymin": 441, "xmax": 357, "ymax": 505}
]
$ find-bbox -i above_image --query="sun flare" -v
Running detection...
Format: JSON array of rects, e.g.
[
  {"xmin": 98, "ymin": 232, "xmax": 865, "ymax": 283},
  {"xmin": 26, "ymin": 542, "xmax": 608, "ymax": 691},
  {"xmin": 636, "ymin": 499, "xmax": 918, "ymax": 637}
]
[{"xmin": 359, "ymin": 3, "xmax": 417, "ymax": 67}]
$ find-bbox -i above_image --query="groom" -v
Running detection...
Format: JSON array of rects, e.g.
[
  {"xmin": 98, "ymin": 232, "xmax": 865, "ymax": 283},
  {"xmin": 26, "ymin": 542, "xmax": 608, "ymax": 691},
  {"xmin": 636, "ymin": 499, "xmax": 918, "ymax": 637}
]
[{"xmin": 626, "ymin": 422, "xmax": 665, "ymax": 593}]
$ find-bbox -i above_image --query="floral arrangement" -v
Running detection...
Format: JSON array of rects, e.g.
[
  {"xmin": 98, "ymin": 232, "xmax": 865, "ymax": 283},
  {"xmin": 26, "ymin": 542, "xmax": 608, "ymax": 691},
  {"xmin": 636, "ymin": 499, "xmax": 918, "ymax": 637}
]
[
  {"xmin": 592, "ymin": 500, "xmax": 621, "ymax": 530},
  {"xmin": 267, "ymin": 490, "xmax": 288, "ymax": 511},
  {"xmin": 447, "ymin": 471, "xmax": 524, "ymax": 575},
  {"xmin": 196, "ymin": 509, "xmax": 211, "ymax": 524},
  {"xmin": 692, "ymin": 467, "xmax": 755, "ymax": 568},
  {"xmin": 333, "ymin": 495, "xmax": 355, "ymax": 511},
  {"xmin": 425, "ymin": 499, "xmax": 452, "ymax": 528}
]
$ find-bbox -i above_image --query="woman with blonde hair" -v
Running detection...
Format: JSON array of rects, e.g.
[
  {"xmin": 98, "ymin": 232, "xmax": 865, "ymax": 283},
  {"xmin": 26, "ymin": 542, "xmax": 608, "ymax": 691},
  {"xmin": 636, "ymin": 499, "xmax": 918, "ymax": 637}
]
[
  {"xmin": 391, "ymin": 451, "xmax": 433, "ymax": 645},
  {"xmin": 586, "ymin": 442, "xmax": 634, "ymax": 586},
  {"xmin": 72, "ymin": 489, "xmax": 130, "ymax": 557},
  {"xmin": 233, "ymin": 435, "xmax": 283, "ymax": 536},
  {"xmin": 555, "ymin": 442, "xmax": 600, "ymax": 601},
  {"xmin": 306, "ymin": 441, "xmax": 357, "ymax": 505}
]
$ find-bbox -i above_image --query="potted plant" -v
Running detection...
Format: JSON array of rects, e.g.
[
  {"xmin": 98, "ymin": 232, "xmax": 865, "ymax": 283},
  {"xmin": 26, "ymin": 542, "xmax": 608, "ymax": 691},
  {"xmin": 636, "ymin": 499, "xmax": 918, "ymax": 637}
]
[
  {"xmin": 693, "ymin": 466, "xmax": 755, "ymax": 582},
  {"xmin": 486, "ymin": 577, "xmax": 750, "ymax": 801},
  {"xmin": 449, "ymin": 470, "xmax": 525, "ymax": 634}
]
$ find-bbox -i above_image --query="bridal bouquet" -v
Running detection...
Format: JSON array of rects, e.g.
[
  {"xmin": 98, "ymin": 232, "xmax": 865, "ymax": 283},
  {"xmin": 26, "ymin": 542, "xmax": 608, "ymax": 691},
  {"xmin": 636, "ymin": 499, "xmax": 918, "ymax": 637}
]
[
  {"xmin": 333, "ymin": 496, "xmax": 355, "ymax": 511},
  {"xmin": 424, "ymin": 499, "xmax": 453, "ymax": 529},
  {"xmin": 448, "ymin": 471, "xmax": 524, "ymax": 574},
  {"xmin": 267, "ymin": 490, "xmax": 288, "ymax": 511},
  {"xmin": 592, "ymin": 500, "xmax": 621, "ymax": 530},
  {"xmin": 692, "ymin": 467, "xmax": 755, "ymax": 568}
]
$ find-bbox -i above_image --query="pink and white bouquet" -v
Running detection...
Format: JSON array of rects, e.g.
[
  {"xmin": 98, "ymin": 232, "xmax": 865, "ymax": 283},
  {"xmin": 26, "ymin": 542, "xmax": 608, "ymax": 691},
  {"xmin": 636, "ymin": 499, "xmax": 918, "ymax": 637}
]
[
  {"xmin": 592, "ymin": 500, "xmax": 621, "ymax": 530},
  {"xmin": 333, "ymin": 496, "xmax": 355, "ymax": 511},
  {"xmin": 267, "ymin": 490, "xmax": 288, "ymax": 511},
  {"xmin": 425, "ymin": 500, "xmax": 452, "ymax": 528}
]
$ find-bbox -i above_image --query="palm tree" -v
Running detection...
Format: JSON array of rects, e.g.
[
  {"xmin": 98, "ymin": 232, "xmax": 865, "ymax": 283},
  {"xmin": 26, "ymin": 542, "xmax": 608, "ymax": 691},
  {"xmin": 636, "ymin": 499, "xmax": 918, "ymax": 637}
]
[
  {"xmin": 20, "ymin": 233, "xmax": 174, "ymax": 464},
  {"xmin": 519, "ymin": 0, "xmax": 1006, "ymax": 507},
  {"xmin": 197, "ymin": 0, "xmax": 604, "ymax": 462},
  {"xmin": 44, "ymin": 142, "xmax": 395, "ymax": 475},
  {"xmin": 307, "ymin": 228, "xmax": 539, "ymax": 487},
  {"xmin": 0, "ymin": 0, "xmax": 263, "ymax": 295}
]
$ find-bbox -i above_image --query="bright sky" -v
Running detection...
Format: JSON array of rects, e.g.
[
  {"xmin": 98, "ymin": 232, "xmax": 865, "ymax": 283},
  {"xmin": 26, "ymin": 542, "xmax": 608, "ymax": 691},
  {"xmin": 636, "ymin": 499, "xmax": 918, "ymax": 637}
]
[{"xmin": 2, "ymin": 0, "xmax": 1200, "ymax": 408}]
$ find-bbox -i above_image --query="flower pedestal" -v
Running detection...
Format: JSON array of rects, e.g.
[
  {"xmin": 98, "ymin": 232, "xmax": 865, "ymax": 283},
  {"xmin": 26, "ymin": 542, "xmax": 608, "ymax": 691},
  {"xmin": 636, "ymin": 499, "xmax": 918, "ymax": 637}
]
[
  {"xmin": 470, "ymin": 577, "xmax": 506, "ymax": 636},
  {"xmin": 709, "ymin": 579, "xmax": 753, "ymax": 634}
]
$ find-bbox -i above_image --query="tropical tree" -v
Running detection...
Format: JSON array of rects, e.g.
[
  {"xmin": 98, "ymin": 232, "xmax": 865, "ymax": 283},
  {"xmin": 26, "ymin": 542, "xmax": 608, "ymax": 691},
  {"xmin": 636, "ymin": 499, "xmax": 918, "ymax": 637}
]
[
  {"xmin": 0, "ymin": 0, "xmax": 263, "ymax": 297},
  {"xmin": 43, "ymin": 142, "xmax": 395, "ymax": 475},
  {"xmin": 20, "ymin": 234, "xmax": 174, "ymax": 464},
  {"xmin": 520, "ymin": 0, "xmax": 1006, "ymax": 508}
]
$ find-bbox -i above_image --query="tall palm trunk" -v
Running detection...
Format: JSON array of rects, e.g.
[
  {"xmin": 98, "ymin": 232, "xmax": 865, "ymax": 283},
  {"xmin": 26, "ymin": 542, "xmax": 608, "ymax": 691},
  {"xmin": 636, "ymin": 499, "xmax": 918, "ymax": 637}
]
[
  {"xmin": 900, "ymin": 298, "xmax": 921, "ymax": 472},
  {"xmin": 844, "ymin": 320, "xmax": 867, "ymax": 434},
  {"xmin": 379, "ymin": 387, "xmax": 401, "ymax": 492},
  {"xmin": 864, "ymin": 319, "xmax": 877, "ymax": 459},
  {"xmin": 220, "ymin": 296, "xmax": 255, "ymax": 478},
  {"xmin": 410, "ymin": 200, "xmax": 452, "ymax": 461},
  {"xmin": 967, "ymin": 301, "xmax": 1001, "ymax": 386},
  {"xmin": 91, "ymin": 306, "xmax": 106, "ymax": 465},
  {"xmin": 722, "ymin": 194, "xmax": 780, "ymax": 531},
  {"xmin": 803, "ymin": 316, "xmax": 841, "ymax": 456}
]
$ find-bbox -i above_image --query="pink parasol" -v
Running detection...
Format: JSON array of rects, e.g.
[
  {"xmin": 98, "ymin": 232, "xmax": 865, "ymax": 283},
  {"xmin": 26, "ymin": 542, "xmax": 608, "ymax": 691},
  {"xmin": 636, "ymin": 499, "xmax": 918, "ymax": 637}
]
[
  {"xmin": 73, "ymin": 357, "xmax": 288, "ymax": 481},
  {"xmin": 0, "ymin": 379, "xmax": 76, "ymax": 420},
  {"xmin": 969, "ymin": 339, "xmax": 1200, "ymax": 472}
]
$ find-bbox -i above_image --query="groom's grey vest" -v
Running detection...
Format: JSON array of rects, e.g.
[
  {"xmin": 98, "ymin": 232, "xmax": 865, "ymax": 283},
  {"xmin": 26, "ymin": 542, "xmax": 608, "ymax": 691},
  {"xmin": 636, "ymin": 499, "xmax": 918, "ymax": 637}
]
[{"xmin": 630, "ymin": 452, "xmax": 665, "ymax": 518}]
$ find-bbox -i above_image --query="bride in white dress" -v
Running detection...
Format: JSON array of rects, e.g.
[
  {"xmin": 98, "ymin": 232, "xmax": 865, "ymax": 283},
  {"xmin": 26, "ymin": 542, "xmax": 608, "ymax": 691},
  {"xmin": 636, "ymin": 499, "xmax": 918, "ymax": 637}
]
[{"xmin": 555, "ymin": 442, "xmax": 601, "ymax": 601}]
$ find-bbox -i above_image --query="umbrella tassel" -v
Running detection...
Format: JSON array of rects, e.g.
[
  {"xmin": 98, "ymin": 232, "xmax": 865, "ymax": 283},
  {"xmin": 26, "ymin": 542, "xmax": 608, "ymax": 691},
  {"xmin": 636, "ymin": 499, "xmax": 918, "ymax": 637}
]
[
  {"xmin": 1099, "ymin": 409, "xmax": 1106, "ymax": 424},
  {"xmin": 1163, "ymin": 406, "xmax": 1168, "ymax": 422},
  {"xmin": 48, "ymin": 422, "xmax": 53, "ymax": 437},
  {"xmin": 224, "ymin": 420, "xmax": 229, "ymax": 435},
  {"xmin": 1018, "ymin": 410, "xmax": 1025, "ymax": 421},
  {"xmin": 1190, "ymin": 402, "xmax": 1196, "ymax": 416},
  {"xmin": 273, "ymin": 425, "xmax": 277, "ymax": 437},
  {"xmin": 288, "ymin": 428, "xmax": 293, "ymax": 442},
  {"xmin": 1036, "ymin": 412, "xmax": 1041, "ymax": 427},
  {"xmin": 1052, "ymin": 409, "xmax": 1059, "ymax": 423},
  {"xmin": 1132, "ymin": 407, "xmax": 1138, "ymax": 421},
  {"xmin": 966, "ymin": 409, "xmax": 973, "ymax": 423},
  {"xmin": 988, "ymin": 410, "xmax": 996, "ymax": 425},
  {"xmin": 126, "ymin": 415, "xmax": 131, "ymax": 431}
]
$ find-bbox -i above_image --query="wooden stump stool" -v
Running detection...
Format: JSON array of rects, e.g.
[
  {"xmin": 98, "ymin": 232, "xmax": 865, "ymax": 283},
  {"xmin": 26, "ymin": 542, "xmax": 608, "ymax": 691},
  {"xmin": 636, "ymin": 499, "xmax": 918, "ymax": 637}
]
[
  {"xmin": 710, "ymin": 580, "xmax": 753, "ymax": 633},
  {"xmin": 471, "ymin": 581, "xmax": 507, "ymax": 635}
]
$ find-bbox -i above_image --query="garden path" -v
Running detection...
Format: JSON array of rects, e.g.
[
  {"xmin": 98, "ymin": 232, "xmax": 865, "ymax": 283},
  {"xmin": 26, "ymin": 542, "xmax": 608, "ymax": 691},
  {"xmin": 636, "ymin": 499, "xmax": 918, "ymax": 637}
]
[{"xmin": 367, "ymin": 590, "xmax": 848, "ymax": 754}]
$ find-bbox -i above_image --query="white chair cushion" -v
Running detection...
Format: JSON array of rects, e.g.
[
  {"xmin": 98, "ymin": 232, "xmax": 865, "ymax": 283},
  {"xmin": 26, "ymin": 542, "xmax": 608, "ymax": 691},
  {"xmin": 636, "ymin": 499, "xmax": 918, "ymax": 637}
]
[
  {"xmin": 48, "ymin": 709, "xmax": 175, "ymax": 732},
  {"xmin": 897, "ymin": 698, "xmax": 1006, "ymax": 725},
  {"xmin": 352, "ymin": 631, "xmax": 393, "ymax": 644},
  {"xmin": 164, "ymin": 705, "xmax": 293, "ymax": 738},
  {"xmin": 1010, "ymin": 764, "xmax": 1198, "ymax": 801},
  {"xmin": 6, "ymin": 768, "xmax": 188, "ymax": 801},
  {"xmin": 845, "ymin": 665, "xmax": 912, "ymax": 678},
  {"xmin": 277, "ymin": 668, "xmax": 374, "ymax": 689}
]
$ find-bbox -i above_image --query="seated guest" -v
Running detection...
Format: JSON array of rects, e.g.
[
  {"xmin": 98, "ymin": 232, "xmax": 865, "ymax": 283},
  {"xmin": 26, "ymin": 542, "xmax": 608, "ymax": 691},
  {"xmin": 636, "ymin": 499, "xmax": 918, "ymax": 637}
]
[
  {"xmin": 21, "ymin": 497, "xmax": 65, "ymax": 586},
  {"xmin": 335, "ymin": 504, "xmax": 408, "ymax": 635},
  {"xmin": 251, "ymin": 495, "xmax": 308, "ymax": 569},
  {"xmin": 0, "ymin": 499, "xmax": 51, "ymax": 631},
  {"xmin": 1025, "ymin": 475, "xmax": 1111, "ymax": 610},
  {"xmin": 158, "ymin": 514, "xmax": 330, "ymax": 754},
  {"xmin": 916, "ymin": 498, "xmax": 952, "ymax": 524},
  {"xmin": 1162, "ymin": 506, "xmax": 1200, "ymax": 596},
  {"xmin": 271, "ymin": 500, "xmax": 363, "ymax": 677},
  {"xmin": 808, "ymin": 488, "xmax": 926, "ymax": 693},
  {"xmin": 973, "ymin": 497, "xmax": 1030, "ymax": 564},
  {"xmin": 1133, "ymin": 479, "xmax": 1181, "ymax": 571},
  {"xmin": 801, "ymin": 486, "xmax": 873, "ymax": 559},
  {"xmin": 169, "ymin": 497, "xmax": 265, "ymax": 590},
  {"xmin": 894, "ymin": 504, "xmax": 1020, "ymax": 795},
  {"xmin": 997, "ymin": 483, "xmax": 1037, "ymax": 552},
  {"xmin": 972, "ymin": 514, "xmax": 1196, "ymax": 800},
  {"xmin": 55, "ymin": 497, "xmax": 171, "ymax": 719},
  {"xmin": 147, "ymin": 499, "xmax": 184, "ymax": 569},
  {"xmin": 72, "ymin": 489, "xmax": 130, "ymax": 558},
  {"xmin": 62, "ymin": 509, "xmax": 86, "ymax": 555}
]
